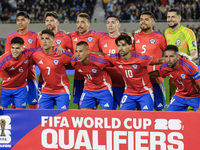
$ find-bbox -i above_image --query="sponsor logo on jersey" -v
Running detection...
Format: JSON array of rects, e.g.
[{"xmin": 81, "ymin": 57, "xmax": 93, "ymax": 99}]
[
  {"xmin": 38, "ymin": 60, "xmax": 43, "ymax": 64},
  {"xmin": 10, "ymin": 67, "xmax": 15, "ymax": 70},
  {"xmin": 150, "ymin": 39, "xmax": 155, "ymax": 44},
  {"xmin": 73, "ymin": 38, "xmax": 78, "ymax": 41},
  {"xmin": 132, "ymin": 64, "xmax": 138, "ymax": 69},
  {"xmin": 118, "ymin": 65, "xmax": 123, "ymax": 68},
  {"xmin": 169, "ymin": 74, "xmax": 173, "ymax": 78},
  {"xmin": 104, "ymin": 103, "xmax": 109, "ymax": 107},
  {"xmin": 157, "ymin": 103, "xmax": 163, "ymax": 108},
  {"xmin": 78, "ymin": 69, "xmax": 83, "ymax": 72},
  {"xmin": 53, "ymin": 59, "xmax": 59, "ymax": 65},
  {"xmin": 92, "ymin": 69, "xmax": 97, "ymax": 73},
  {"xmin": 143, "ymin": 105, "xmax": 148, "ymax": 109},
  {"xmin": 56, "ymin": 39, "xmax": 62, "ymax": 44},
  {"xmin": 24, "ymin": 59, "xmax": 28, "ymax": 64},
  {"xmin": 192, "ymin": 41, "xmax": 197, "ymax": 47},
  {"xmin": 181, "ymin": 73, "xmax": 186, "ymax": 79},
  {"xmin": 104, "ymin": 44, "xmax": 108, "ymax": 47},
  {"xmin": 28, "ymin": 39, "xmax": 33, "ymax": 44},
  {"xmin": 136, "ymin": 39, "xmax": 140, "ymax": 43},
  {"xmin": 87, "ymin": 37, "xmax": 93, "ymax": 42},
  {"xmin": 61, "ymin": 105, "xmax": 66, "ymax": 109},
  {"xmin": 176, "ymin": 39, "xmax": 181, "ymax": 45}
]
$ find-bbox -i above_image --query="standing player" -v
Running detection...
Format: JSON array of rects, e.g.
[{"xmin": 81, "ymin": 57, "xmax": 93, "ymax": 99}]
[
  {"xmin": 105, "ymin": 35, "xmax": 164, "ymax": 111},
  {"xmin": 159, "ymin": 45, "xmax": 200, "ymax": 111},
  {"xmin": 71, "ymin": 41, "xmax": 113, "ymax": 109},
  {"xmin": 134, "ymin": 11, "xmax": 167, "ymax": 110},
  {"xmin": 37, "ymin": 11, "xmax": 73, "ymax": 92},
  {"xmin": 98, "ymin": 15, "xmax": 124, "ymax": 109},
  {"xmin": 68, "ymin": 13, "xmax": 106, "ymax": 107},
  {"xmin": 0, "ymin": 37, "xmax": 35, "ymax": 109},
  {"xmin": 32, "ymin": 29, "xmax": 72, "ymax": 109},
  {"xmin": 5, "ymin": 11, "xmax": 38, "ymax": 109},
  {"xmin": 164, "ymin": 8, "xmax": 198, "ymax": 101}
]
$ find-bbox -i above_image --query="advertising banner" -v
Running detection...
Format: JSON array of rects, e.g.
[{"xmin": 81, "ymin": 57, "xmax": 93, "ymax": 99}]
[{"xmin": 0, "ymin": 110, "xmax": 200, "ymax": 150}]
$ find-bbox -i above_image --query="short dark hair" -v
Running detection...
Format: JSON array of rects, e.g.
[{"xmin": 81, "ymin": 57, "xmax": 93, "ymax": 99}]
[
  {"xmin": 141, "ymin": 11, "xmax": 155, "ymax": 20},
  {"xmin": 45, "ymin": 11, "xmax": 59, "ymax": 20},
  {"xmin": 106, "ymin": 15, "xmax": 121, "ymax": 22},
  {"xmin": 168, "ymin": 8, "xmax": 181, "ymax": 16},
  {"xmin": 41, "ymin": 29, "xmax": 55, "ymax": 38},
  {"xmin": 11, "ymin": 37, "xmax": 24, "ymax": 45},
  {"xmin": 16, "ymin": 11, "xmax": 29, "ymax": 19},
  {"xmin": 164, "ymin": 45, "xmax": 178, "ymax": 53},
  {"xmin": 76, "ymin": 41, "xmax": 89, "ymax": 49},
  {"xmin": 78, "ymin": 13, "xmax": 90, "ymax": 22},
  {"xmin": 115, "ymin": 35, "xmax": 132, "ymax": 45}
]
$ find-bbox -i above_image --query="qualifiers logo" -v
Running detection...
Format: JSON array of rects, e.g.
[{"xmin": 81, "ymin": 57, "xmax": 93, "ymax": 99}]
[
  {"xmin": 0, "ymin": 115, "xmax": 11, "ymax": 148},
  {"xmin": 53, "ymin": 59, "xmax": 59, "ymax": 65},
  {"xmin": 150, "ymin": 39, "xmax": 155, "ymax": 44},
  {"xmin": 24, "ymin": 59, "xmax": 28, "ymax": 64},
  {"xmin": 132, "ymin": 64, "xmax": 138, "ymax": 69},
  {"xmin": 87, "ymin": 37, "xmax": 93, "ymax": 42},
  {"xmin": 192, "ymin": 41, "xmax": 197, "ymax": 47},
  {"xmin": 181, "ymin": 73, "xmax": 186, "ymax": 79},
  {"xmin": 28, "ymin": 39, "xmax": 33, "ymax": 44},
  {"xmin": 176, "ymin": 39, "xmax": 181, "ymax": 45},
  {"xmin": 56, "ymin": 39, "xmax": 62, "ymax": 45},
  {"xmin": 92, "ymin": 69, "xmax": 97, "ymax": 73}
]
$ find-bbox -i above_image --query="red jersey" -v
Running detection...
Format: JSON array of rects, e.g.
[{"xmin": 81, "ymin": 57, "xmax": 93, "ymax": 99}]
[
  {"xmin": 99, "ymin": 34, "xmax": 124, "ymax": 87},
  {"xmin": 71, "ymin": 54, "xmax": 112, "ymax": 91},
  {"xmin": 134, "ymin": 31, "xmax": 166, "ymax": 83},
  {"xmin": 38, "ymin": 30, "xmax": 73, "ymax": 50},
  {"xmin": 69, "ymin": 30, "xmax": 106, "ymax": 80},
  {"xmin": 105, "ymin": 52, "xmax": 158, "ymax": 95},
  {"xmin": 32, "ymin": 48, "xmax": 72, "ymax": 95},
  {"xmin": 0, "ymin": 49, "xmax": 35, "ymax": 89},
  {"xmin": 5, "ymin": 30, "xmax": 40, "ymax": 80},
  {"xmin": 159, "ymin": 58, "xmax": 200, "ymax": 98}
]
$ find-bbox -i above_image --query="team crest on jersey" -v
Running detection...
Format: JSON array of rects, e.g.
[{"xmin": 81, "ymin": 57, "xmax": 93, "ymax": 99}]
[
  {"xmin": 28, "ymin": 39, "xmax": 33, "ymax": 44},
  {"xmin": 92, "ymin": 69, "xmax": 97, "ymax": 73},
  {"xmin": 132, "ymin": 64, "xmax": 138, "ymax": 69},
  {"xmin": 181, "ymin": 73, "xmax": 186, "ymax": 79},
  {"xmin": 56, "ymin": 39, "xmax": 62, "ymax": 44},
  {"xmin": 192, "ymin": 41, "xmax": 197, "ymax": 47},
  {"xmin": 24, "ymin": 59, "xmax": 28, "ymax": 64},
  {"xmin": 87, "ymin": 37, "xmax": 93, "ymax": 42},
  {"xmin": 53, "ymin": 59, "xmax": 59, "ymax": 65},
  {"xmin": 150, "ymin": 39, "xmax": 155, "ymax": 44},
  {"xmin": 176, "ymin": 39, "xmax": 181, "ymax": 45}
]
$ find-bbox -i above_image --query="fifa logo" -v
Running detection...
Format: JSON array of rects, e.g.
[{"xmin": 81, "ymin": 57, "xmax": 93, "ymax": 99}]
[{"xmin": 0, "ymin": 119, "xmax": 6, "ymax": 136}]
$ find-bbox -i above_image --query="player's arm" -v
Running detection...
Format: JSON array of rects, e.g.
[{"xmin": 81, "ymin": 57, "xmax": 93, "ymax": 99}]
[
  {"xmin": 190, "ymin": 49, "xmax": 198, "ymax": 61},
  {"xmin": 90, "ymin": 51, "xmax": 105, "ymax": 56},
  {"xmin": 5, "ymin": 36, "xmax": 11, "ymax": 54},
  {"xmin": 156, "ymin": 57, "xmax": 165, "ymax": 64},
  {"xmin": 0, "ymin": 77, "xmax": 4, "ymax": 110},
  {"xmin": 149, "ymin": 70, "xmax": 160, "ymax": 78}
]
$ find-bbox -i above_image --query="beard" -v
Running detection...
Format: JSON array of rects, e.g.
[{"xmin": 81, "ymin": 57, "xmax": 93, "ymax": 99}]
[{"xmin": 168, "ymin": 22, "xmax": 178, "ymax": 28}]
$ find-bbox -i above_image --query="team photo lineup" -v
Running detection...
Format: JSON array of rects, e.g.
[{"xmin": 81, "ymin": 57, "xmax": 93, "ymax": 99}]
[{"xmin": 0, "ymin": 7, "xmax": 200, "ymax": 112}]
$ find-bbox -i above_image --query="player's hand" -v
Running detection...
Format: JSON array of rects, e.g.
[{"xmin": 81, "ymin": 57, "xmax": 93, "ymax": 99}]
[
  {"xmin": 134, "ymin": 29, "xmax": 142, "ymax": 34},
  {"xmin": 0, "ymin": 106, "xmax": 4, "ymax": 110},
  {"xmin": 60, "ymin": 30, "xmax": 69, "ymax": 34},
  {"xmin": 37, "ymin": 32, "xmax": 41, "ymax": 40},
  {"xmin": 178, "ymin": 52, "xmax": 192, "ymax": 61},
  {"xmin": 54, "ymin": 44, "xmax": 64, "ymax": 55}
]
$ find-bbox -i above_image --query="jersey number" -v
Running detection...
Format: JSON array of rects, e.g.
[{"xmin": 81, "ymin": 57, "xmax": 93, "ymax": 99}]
[
  {"xmin": 109, "ymin": 49, "xmax": 116, "ymax": 54},
  {"xmin": 86, "ymin": 74, "xmax": 92, "ymax": 80},
  {"xmin": 125, "ymin": 70, "xmax": 133, "ymax": 78},
  {"xmin": 142, "ymin": 45, "xmax": 146, "ymax": 54},
  {"xmin": 46, "ymin": 67, "xmax": 50, "ymax": 75}
]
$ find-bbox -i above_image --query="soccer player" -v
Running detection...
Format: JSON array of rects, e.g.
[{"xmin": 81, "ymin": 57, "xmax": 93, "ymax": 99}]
[
  {"xmin": 32, "ymin": 29, "xmax": 72, "ymax": 109},
  {"xmin": 0, "ymin": 37, "xmax": 35, "ymax": 109},
  {"xmin": 105, "ymin": 35, "xmax": 164, "ymax": 111},
  {"xmin": 71, "ymin": 41, "xmax": 113, "ymax": 109},
  {"xmin": 37, "ymin": 11, "xmax": 73, "ymax": 92},
  {"xmin": 5, "ymin": 11, "xmax": 39, "ymax": 109},
  {"xmin": 98, "ymin": 15, "xmax": 124, "ymax": 109},
  {"xmin": 68, "ymin": 13, "xmax": 106, "ymax": 107},
  {"xmin": 164, "ymin": 8, "xmax": 198, "ymax": 102},
  {"xmin": 134, "ymin": 11, "xmax": 167, "ymax": 110},
  {"xmin": 159, "ymin": 45, "xmax": 200, "ymax": 111}
]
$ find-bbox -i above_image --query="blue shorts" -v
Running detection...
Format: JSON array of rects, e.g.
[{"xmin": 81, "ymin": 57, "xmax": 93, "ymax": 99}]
[
  {"xmin": 73, "ymin": 80, "xmax": 84, "ymax": 104},
  {"xmin": 112, "ymin": 87, "xmax": 124, "ymax": 110},
  {"xmin": 1, "ymin": 86, "xmax": 28, "ymax": 108},
  {"xmin": 166, "ymin": 95, "xmax": 200, "ymax": 111},
  {"xmin": 120, "ymin": 93, "xmax": 154, "ymax": 111},
  {"xmin": 27, "ymin": 79, "xmax": 38, "ymax": 105},
  {"xmin": 79, "ymin": 89, "xmax": 113, "ymax": 109},
  {"xmin": 38, "ymin": 93, "xmax": 70, "ymax": 109},
  {"xmin": 152, "ymin": 83, "xmax": 165, "ymax": 110}
]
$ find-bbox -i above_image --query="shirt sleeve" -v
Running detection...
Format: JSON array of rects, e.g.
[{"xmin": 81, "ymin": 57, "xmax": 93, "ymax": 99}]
[
  {"xmin": 5, "ymin": 36, "xmax": 11, "ymax": 54},
  {"xmin": 105, "ymin": 54, "xmax": 117, "ymax": 65},
  {"xmin": 185, "ymin": 29, "xmax": 198, "ymax": 51}
]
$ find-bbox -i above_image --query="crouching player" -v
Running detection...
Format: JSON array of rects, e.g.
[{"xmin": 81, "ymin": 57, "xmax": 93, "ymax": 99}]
[
  {"xmin": 71, "ymin": 41, "xmax": 113, "ymax": 109},
  {"xmin": 0, "ymin": 37, "xmax": 35, "ymax": 109},
  {"xmin": 159, "ymin": 45, "xmax": 200, "ymax": 111}
]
